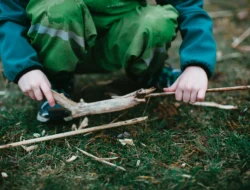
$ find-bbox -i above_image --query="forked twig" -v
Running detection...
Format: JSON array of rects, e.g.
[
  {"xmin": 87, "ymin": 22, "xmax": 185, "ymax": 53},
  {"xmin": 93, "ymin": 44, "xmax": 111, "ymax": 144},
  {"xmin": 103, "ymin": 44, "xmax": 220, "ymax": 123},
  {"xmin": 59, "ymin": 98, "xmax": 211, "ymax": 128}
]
[
  {"xmin": 76, "ymin": 147, "xmax": 126, "ymax": 171},
  {"xmin": 232, "ymin": 27, "xmax": 250, "ymax": 48},
  {"xmin": 0, "ymin": 117, "xmax": 148, "ymax": 149}
]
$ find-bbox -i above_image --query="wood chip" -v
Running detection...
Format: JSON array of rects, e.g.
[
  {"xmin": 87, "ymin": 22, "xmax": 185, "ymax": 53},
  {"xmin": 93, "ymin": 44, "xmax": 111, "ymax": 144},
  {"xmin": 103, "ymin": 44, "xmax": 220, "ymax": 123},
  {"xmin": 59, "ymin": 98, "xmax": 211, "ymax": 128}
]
[
  {"xmin": 1, "ymin": 172, "xmax": 8, "ymax": 178},
  {"xmin": 66, "ymin": 155, "xmax": 78, "ymax": 162},
  {"xmin": 71, "ymin": 124, "xmax": 78, "ymax": 131},
  {"xmin": 119, "ymin": 139, "xmax": 135, "ymax": 146}
]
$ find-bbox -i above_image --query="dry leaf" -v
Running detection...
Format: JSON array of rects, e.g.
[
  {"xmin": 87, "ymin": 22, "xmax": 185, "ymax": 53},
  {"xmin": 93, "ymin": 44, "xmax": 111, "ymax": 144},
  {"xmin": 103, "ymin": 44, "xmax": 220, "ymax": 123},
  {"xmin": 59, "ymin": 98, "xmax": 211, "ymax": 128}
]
[
  {"xmin": 1, "ymin": 172, "xmax": 8, "ymax": 178},
  {"xmin": 21, "ymin": 145, "xmax": 39, "ymax": 152},
  {"xmin": 72, "ymin": 124, "xmax": 78, "ymax": 131},
  {"xmin": 119, "ymin": 139, "xmax": 135, "ymax": 146},
  {"xmin": 33, "ymin": 133, "xmax": 41, "ymax": 138},
  {"xmin": 66, "ymin": 155, "xmax": 78, "ymax": 162},
  {"xmin": 119, "ymin": 139, "xmax": 127, "ymax": 146},
  {"xmin": 79, "ymin": 117, "xmax": 88, "ymax": 129}
]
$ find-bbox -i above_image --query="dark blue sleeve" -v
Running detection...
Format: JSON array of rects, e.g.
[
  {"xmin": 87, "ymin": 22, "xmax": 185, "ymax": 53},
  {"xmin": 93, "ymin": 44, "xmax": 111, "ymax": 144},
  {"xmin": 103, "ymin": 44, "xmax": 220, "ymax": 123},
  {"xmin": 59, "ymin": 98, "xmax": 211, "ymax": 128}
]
[
  {"xmin": 156, "ymin": 0, "xmax": 216, "ymax": 78},
  {"xmin": 0, "ymin": 0, "xmax": 42, "ymax": 83}
]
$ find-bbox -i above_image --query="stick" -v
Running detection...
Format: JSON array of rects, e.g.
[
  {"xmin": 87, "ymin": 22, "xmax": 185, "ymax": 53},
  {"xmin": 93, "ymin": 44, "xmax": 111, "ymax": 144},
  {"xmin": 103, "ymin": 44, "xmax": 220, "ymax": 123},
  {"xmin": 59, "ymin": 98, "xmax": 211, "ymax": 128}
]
[
  {"xmin": 146, "ymin": 85, "xmax": 250, "ymax": 98},
  {"xmin": 52, "ymin": 88, "xmax": 155, "ymax": 119},
  {"xmin": 191, "ymin": 102, "xmax": 238, "ymax": 110},
  {"xmin": 50, "ymin": 85, "xmax": 250, "ymax": 119},
  {"xmin": 232, "ymin": 27, "xmax": 250, "ymax": 48},
  {"xmin": 0, "ymin": 117, "xmax": 148, "ymax": 149},
  {"xmin": 76, "ymin": 147, "xmax": 126, "ymax": 171}
]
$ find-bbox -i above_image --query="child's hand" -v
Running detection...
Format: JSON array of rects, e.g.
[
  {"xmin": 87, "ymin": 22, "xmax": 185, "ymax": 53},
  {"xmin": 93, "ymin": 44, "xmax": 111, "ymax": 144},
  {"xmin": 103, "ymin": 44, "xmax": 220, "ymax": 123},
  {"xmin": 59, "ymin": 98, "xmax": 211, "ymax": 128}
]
[
  {"xmin": 18, "ymin": 70, "xmax": 55, "ymax": 107},
  {"xmin": 164, "ymin": 66, "xmax": 208, "ymax": 103}
]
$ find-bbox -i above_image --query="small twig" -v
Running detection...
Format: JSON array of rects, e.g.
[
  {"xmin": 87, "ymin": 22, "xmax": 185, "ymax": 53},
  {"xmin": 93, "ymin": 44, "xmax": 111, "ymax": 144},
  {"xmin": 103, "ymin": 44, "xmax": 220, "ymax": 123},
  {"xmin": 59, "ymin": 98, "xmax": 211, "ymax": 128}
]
[
  {"xmin": 191, "ymin": 102, "xmax": 238, "ymax": 110},
  {"xmin": 147, "ymin": 85, "xmax": 250, "ymax": 98},
  {"xmin": 0, "ymin": 117, "xmax": 148, "ymax": 149},
  {"xmin": 216, "ymin": 53, "xmax": 243, "ymax": 62},
  {"xmin": 109, "ymin": 111, "xmax": 128, "ymax": 124},
  {"xmin": 98, "ymin": 157, "xmax": 119, "ymax": 161},
  {"xmin": 232, "ymin": 27, "xmax": 250, "ymax": 48},
  {"xmin": 76, "ymin": 147, "xmax": 126, "ymax": 171}
]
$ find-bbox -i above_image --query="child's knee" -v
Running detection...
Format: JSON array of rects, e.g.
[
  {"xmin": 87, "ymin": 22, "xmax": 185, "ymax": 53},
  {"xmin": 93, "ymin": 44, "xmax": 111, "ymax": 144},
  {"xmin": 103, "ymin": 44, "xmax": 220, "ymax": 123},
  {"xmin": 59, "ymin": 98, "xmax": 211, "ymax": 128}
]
[
  {"xmin": 139, "ymin": 5, "xmax": 179, "ymax": 43},
  {"xmin": 26, "ymin": 0, "xmax": 86, "ymax": 25}
]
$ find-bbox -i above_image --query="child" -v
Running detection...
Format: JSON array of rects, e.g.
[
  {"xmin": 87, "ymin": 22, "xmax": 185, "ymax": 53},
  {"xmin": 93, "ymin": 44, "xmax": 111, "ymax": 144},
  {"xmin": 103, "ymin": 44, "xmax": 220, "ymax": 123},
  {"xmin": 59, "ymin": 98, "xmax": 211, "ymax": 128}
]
[{"xmin": 0, "ymin": 0, "xmax": 216, "ymax": 122}]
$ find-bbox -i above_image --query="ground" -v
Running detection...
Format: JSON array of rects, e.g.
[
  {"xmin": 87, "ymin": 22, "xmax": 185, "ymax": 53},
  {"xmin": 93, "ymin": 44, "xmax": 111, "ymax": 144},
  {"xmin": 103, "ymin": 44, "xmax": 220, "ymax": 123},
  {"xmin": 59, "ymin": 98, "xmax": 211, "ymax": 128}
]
[{"xmin": 0, "ymin": 1, "xmax": 250, "ymax": 190}]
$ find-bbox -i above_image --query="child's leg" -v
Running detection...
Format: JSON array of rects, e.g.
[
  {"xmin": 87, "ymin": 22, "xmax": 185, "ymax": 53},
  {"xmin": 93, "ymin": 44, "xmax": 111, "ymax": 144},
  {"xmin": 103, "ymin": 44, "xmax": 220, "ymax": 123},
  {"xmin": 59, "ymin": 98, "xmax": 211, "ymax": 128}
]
[
  {"xmin": 25, "ymin": 0, "xmax": 98, "ymax": 122},
  {"xmin": 88, "ymin": 4, "xmax": 179, "ymax": 86},
  {"xmin": 26, "ymin": 0, "xmax": 97, "ymax": 83}
]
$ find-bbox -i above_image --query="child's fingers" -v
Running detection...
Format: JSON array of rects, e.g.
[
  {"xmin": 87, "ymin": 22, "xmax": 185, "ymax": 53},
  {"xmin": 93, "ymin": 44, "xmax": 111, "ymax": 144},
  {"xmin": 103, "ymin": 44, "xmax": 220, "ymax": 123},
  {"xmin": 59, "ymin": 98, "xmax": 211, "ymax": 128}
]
[
  {"xmin": 33, "ymin": 87, "xmax": 43, "ymax": 101},
  {"xmin": 24, "ymin": 92, "xmax": 29, "ymax": 97},
  {"xmin": 28, "ymin": 90, "xmax": 36, "ymax": 100},
  {"xmin": 175, "ymin": 88, "xmax": 183, "ymax": 101},
  {"xmin": 163, "ymin": 77, "xmax": 180, "ymax": 92},
  {"xmin": 183, "ymin": 90, "xmax": 191, "ymax": 103},
  {"xmin": 41, "ymin": 84, "xmax": 55, "ymax": 107},
  {"xmin": 190, "ymin": 89, "xmax": 198, "ymax": 103},
  {"xmin": 197, "ymin": 89, "xmax": 206, "ymax": 101}
]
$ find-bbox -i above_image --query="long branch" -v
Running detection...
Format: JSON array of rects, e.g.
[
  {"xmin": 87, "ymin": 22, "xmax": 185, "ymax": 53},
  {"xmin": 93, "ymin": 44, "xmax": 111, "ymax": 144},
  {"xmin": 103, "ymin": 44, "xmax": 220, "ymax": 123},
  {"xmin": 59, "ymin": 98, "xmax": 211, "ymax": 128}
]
[
  {"xmin": 51, "ymin": 85, "xmax": 250, "ymax": 120},
  {"xmin": 0, "ymin": 117, "xmax": 148, "ymax": 149}
]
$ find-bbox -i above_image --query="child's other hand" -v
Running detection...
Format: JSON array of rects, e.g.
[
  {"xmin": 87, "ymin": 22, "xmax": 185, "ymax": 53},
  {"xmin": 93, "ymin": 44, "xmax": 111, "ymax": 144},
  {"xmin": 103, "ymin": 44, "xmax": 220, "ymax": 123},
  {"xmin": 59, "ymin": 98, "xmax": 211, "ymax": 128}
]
[
  {"xmin": 163, "ymin": 66, "xmax": 208, "ymax": 103},
  {"xmin": 18, "ymin": 70, "xmax": 55, "ymax": 107}
]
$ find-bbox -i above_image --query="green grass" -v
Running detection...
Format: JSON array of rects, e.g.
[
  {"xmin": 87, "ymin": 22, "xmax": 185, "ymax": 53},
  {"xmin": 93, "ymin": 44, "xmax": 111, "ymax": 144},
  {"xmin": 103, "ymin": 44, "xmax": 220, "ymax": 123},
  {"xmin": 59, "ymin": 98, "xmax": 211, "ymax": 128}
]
[{"xmin": 1, "ymin": 1, "xmax": 250, "ymax": 190}]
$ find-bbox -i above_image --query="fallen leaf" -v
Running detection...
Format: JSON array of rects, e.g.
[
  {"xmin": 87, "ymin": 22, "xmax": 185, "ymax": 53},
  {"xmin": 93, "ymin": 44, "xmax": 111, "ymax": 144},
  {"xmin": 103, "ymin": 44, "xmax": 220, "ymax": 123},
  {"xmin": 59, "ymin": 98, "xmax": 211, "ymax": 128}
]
[{"xmin": 21, "ymin": 145, "xmax": 39, "ymax": 152}]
